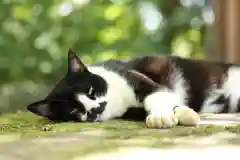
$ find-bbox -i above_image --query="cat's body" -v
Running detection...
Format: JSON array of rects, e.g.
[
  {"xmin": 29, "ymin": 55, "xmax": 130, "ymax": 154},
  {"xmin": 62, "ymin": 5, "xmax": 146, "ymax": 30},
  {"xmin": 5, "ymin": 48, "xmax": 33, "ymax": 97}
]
[
  {"xmin": 92, "ymin": 56, "xmax": 240, "ymax": 113},
  {"xmin": 27, "ymin": 49, "xmax": 240, "ymax": 128}
]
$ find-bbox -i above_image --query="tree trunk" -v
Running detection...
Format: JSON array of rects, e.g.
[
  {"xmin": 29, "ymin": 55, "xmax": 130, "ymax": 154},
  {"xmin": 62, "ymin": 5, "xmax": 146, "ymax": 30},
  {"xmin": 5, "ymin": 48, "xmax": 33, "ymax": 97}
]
[
  {"xmin": 225, "ymin": 0, "xmax": 240, "ymax": 63},
  {"xmin": 208, "ymin": 0, "xmax": 240, "ymax": 63}
]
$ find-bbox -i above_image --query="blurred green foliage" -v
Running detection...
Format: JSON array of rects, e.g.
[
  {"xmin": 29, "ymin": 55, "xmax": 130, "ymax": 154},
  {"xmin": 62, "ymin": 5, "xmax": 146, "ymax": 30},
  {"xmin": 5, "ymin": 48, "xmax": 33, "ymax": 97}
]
[{"xmin": 0, "ymin": 0, "xmax": 211, "ymax": 112}]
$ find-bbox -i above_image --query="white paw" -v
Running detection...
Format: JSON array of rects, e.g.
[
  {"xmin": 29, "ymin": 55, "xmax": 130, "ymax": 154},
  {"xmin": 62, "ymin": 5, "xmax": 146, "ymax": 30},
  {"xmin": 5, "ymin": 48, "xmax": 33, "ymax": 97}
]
[
  {"xmin": 146, "ymin": 112, "xmax": 178, "ymax": 129},
  {"xmin": 174, "ymin": 106, "xmax": 200, "ymax": 126}
]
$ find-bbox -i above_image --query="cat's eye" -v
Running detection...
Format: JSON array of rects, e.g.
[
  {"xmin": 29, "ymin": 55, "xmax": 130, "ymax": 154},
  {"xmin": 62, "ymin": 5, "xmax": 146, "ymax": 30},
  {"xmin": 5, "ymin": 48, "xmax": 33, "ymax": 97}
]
[
  {"xmin": 88, "ymin": 86, "xmax": 96, "ymax": 100},
  {"xmin": 88, "ymin": 86, "xmax": 94, "ymax": 95}
]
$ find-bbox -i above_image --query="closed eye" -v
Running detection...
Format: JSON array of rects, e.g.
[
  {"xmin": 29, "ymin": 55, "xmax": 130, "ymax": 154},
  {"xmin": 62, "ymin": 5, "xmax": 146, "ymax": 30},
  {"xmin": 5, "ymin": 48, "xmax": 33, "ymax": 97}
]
[
  {"xmin": 88, "ymin": 86, "xmax": 96, "ymax": 100},
  {"xmin": 88, "ymin": 86, "xmax": 93, "ymax": 95},
  {"xmin": 45, "ymin": 99, "xmax": 69, "ymax": 104}
]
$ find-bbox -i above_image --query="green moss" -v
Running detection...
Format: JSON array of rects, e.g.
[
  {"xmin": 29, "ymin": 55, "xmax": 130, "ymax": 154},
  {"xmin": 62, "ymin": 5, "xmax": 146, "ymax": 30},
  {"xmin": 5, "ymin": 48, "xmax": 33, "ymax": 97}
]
[
  {"xmin": 0, "ymin": 111, "xmax": 145, "ymax": 138},
  {"xmin": 224, "ymin": 124, "xmax": 240, "ymax": 133},
  {"xmin": 1, "ymin": 111, "xmax": 240, "ymax": 159},
  {"xmin": 168, "ymin": 125, "xmax": 226, "ymax": 137},
  {"xmin": 0, "ymin": 111, "xmax": 240, "ymax": 140}
]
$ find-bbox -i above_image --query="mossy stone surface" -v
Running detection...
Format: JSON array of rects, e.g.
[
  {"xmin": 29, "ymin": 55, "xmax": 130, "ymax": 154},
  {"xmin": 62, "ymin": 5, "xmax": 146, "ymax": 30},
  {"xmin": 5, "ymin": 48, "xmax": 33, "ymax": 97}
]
[{"xmin": 0, "ymin": 111, "xmax": 240, "ymax": 159}]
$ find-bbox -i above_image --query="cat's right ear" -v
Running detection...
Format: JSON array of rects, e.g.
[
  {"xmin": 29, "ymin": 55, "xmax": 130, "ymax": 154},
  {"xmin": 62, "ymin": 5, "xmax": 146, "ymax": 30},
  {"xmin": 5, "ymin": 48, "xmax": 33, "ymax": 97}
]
[
  {"xmin": 68, "ymin": 48, "xmax": 88, "ymax": 73},
  {"xmin": 27, "ymin": 100, "xmax": 52, "ymax": 118}
]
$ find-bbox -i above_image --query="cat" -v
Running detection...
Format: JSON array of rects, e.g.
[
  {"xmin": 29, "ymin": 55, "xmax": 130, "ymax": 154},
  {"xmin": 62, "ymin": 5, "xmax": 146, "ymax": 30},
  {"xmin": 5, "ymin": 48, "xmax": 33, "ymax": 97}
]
[{"xmin": 27, "ymin": 49, "xmax": 240, "ymax": 128}]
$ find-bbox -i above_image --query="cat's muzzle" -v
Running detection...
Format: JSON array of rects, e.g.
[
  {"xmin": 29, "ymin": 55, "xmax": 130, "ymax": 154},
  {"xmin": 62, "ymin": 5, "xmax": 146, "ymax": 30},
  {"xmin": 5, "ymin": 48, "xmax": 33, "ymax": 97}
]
[{"xmin": 86, "ymin": 101, "xmax": 107, "ymax": 122}]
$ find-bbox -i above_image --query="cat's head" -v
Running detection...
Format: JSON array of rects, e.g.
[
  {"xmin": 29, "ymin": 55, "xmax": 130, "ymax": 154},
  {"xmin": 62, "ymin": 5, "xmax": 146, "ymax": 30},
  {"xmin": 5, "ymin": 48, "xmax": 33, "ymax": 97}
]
[
  {"xmin": 27, "ymin": 49, "xmax": 109, "ymax": 122},
  {"xmin": 27, "ymin": 49, "xmax": 159, "ymax": 122}
]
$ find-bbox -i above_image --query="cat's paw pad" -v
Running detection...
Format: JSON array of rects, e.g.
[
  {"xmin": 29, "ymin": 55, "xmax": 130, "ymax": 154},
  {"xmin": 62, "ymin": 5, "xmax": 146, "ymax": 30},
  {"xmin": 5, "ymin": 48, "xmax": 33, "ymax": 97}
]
[
  {"xmin": 174, "ymin": 106, "xmax": 200, "ymax": 126},
  {"xmin": 146, "ymin": 113, "xmax": 178, "ymax": 129}
]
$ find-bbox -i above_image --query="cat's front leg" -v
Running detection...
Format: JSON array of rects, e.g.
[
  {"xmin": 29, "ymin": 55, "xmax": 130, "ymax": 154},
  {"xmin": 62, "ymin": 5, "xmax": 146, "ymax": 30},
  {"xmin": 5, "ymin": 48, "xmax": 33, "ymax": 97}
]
[
  {"xmin": 144, "ymin": 90, "xmax": 180, "ymax": 129},
  {"xmin": 144, "ymin": 89, "xmax": 200, "ymax": 128}
]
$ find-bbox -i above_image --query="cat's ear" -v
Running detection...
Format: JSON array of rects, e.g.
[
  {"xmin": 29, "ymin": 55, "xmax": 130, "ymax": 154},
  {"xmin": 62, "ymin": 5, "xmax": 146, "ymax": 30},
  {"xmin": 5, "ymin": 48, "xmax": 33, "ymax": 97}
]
[
  {"xmin": 68, "ymin": 48, "xmax": 88, "ymax": 73},
  {"xmin": 27, "ymin": 100, "xmax": 52, "ymax": 117},
  {"xmin": 127, "ymin": 70, "xmax": 159, "ymax": 88}
]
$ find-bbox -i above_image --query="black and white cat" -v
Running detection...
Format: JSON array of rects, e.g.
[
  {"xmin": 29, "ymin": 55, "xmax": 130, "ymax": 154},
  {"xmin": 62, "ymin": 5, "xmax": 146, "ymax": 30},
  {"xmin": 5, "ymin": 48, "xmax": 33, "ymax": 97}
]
[{"xmin": 27, "ymin": 49, "xmax": 240, "ymax": 128}]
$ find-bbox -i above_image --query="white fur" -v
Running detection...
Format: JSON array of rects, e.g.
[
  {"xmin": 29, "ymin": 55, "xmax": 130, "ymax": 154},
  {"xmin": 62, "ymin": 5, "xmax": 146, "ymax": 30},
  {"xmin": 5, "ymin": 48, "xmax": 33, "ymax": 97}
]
[
  {"xmin": 86, "ymin": 66, "xmax": 140, "ymax": 121},
  {"xmin": 169, "ymin": 66, "xmax": 189, "ymax": 105},
  {"xmin": 222, "ymin": 66, "xmax": 240, "ymax": 112},
  {"xmin": 144, "ymin": 90, "xmax": 180, "ymax": 128},
  {"xmin": 200, "ymin": 89, "xmax": 225, "ymax": 113},
  {"xmin": 76, "ymin": 94, "xmax": 105, "ymax": 111},
  {"xmin": 80, "ymin": 113, "xmax": 87, "ymax": 121},
  {"xmin": 144, "ymin": 89, "xmax": 184, "ymax": 114},
  {"xmin": 201, "ymin": 66, "xmax": 240, "ymax": 113}
]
